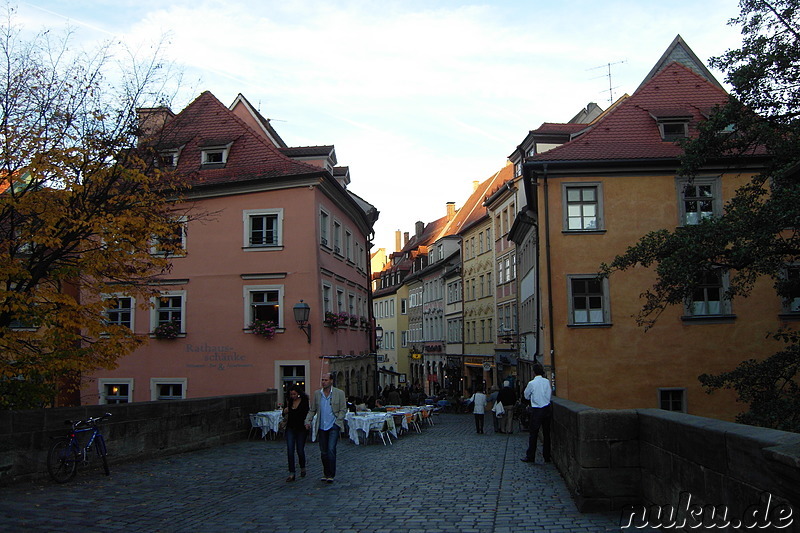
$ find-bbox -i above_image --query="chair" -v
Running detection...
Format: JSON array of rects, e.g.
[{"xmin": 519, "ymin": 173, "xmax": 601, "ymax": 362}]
[
  {"xmin": 368, "ymin": 419, "xmax": 392, "ymax": 446},
  {"xmin": 248, "ymin": 414, "xmax": 261, "ymax": 440},
  {"xmin": 421, "ymin": 408, "xmax": 434, "ymax": 427},
  {"xmin": 405, "ymin": 412, "xmax": 421, "ymax": 434}
]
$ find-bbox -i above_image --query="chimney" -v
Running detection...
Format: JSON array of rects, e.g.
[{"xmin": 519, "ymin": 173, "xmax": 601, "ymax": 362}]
[
  {"xmin": 446, "ymin": 202, "xmax": 456, "ymax": 221},
  {"xmin": 404, "ymin": 232, "xmax": 410, "ymax": 246},
  {"xmin": 136, "ymin": 106, "xmax": 174, "ymax": 143},
  {"xmin": 473, "ymin": 180, "xmax": 480, "ymax": 192},
  {"xmin": 395, "ymin": 230, "xmax": 402, "ymax": 252},
  {"xmin": 415, "ymin": 221, "xmax": 424, "ymax": 238}
]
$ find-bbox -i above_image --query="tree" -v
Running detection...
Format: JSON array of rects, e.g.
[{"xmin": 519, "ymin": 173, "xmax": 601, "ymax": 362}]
[
  {"xmin": 0, "ymin": 8, "xmax": 190, "ymax": 408},
  {"xmin": 602, "ymin": 0, "xmax": 800, "ymax": 431}
]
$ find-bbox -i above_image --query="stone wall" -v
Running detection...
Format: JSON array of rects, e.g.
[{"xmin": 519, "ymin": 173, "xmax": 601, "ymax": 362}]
[
  {"xmin": 0, "ymin": 391, "xmax": 275, "ymax": 486},
  {"xmin": 552, "ymin": 398, "xmax": 800, "ymax": 531}
]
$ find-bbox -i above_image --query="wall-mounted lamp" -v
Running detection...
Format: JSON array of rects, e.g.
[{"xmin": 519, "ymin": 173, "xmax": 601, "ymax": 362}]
[
  {"xmin": 293, "ymin": 300, "xmax": 311, "ymax": 344},
  {"xmin": 375, "ymin": 325, "xmax": 384, "ymax": 348}
]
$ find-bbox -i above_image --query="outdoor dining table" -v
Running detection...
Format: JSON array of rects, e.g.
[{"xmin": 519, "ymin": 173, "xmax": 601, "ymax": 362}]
[
  {"xmin": 344, "ymin": 412, "xmax": 397, "ymax": 445},
  {"xmin": 255, "ymin": 410, "xmax": 283, "ymax": 439}
]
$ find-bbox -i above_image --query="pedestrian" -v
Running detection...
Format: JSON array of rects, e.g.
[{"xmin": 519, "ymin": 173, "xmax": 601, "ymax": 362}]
[
  {"xmin": 468, "ymin": 385, "xmax": 488, "ymax": 434},
  {"xmin": 521, "ymin": 364, "xmax": 552, "ymax": 464},
  {"xmin": 488, "ymin": 386, "xmax": 500, "ymax": 433},
  {"xmin": 305, "ymin": 373, "xmax": 347, "ymax": 483},
  {"xmin": 282, "ymin": 385, "xmax": 309, "ymax": 482},
  {"xmin": 497, "ymin": 380, "xmax": 517, "ymax": 434},
  {"xmin": 386, "ymin": 384, "xmax": 402, "ymax": 406}
]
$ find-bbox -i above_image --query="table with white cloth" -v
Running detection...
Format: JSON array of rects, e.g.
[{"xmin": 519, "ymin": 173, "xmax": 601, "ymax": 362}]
[
  {"xmin": 255, "ymin": 410, "xmax": 283, "ymax": 438},
  {"xmin": 386, "ymin": 406, "xmax": 429, "ymax": 431},
  {"xmin": 344, "ymin": 412, "xmax": 397, "ymax": 445}
]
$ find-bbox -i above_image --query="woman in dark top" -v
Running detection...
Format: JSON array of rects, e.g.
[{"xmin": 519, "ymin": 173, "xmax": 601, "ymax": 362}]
[{"xmin": 283, "ymin": 385, "xmax": 310, "ymax": 482}]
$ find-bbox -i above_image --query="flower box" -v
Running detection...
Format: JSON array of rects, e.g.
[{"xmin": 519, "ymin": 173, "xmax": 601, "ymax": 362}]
[
  {"xmin": 249, "ymin": 319, "xmax": 277, "ymax": 339},
  {"xmin": 153, "ymin": 320, "xmax": 181, "ymax": 339}
]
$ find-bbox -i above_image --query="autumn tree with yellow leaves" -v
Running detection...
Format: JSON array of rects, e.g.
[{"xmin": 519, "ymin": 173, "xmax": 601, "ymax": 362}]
[{"xmin": 0, "ymin": 9, "xmax": 191, "ymax": 408}]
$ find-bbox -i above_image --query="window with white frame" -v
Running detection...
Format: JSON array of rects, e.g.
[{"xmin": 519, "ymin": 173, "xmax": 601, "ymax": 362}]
[
  {"xmin": 336, "ymin": 288, "xmax": 345, "ymax": 313},
  {"xmin": 345, "ymin": 230, "xmax": 353, "ymax": 261},
  {"xmin": 245, "ymin": 285, "xmax": 283, "ymax": 328},
  {"xmin": 320, "ymin": 210, "xmax": 330, "ymax": 247},
  {"xmin": 243, "ymin": 209, "xmax": 282, "ymax": 249},
  {"xmin": 151, "ymin": 292, "xmax": 185, "ymax": 334},
  {"xmin": 151, "ymin": 216, "xmax": 187, "ymax": 256},
  {"xmin": 685, "ymin": 270, "xmax": 731, "ymax": 317},
  {"xmin": 677, "ymin": 177, "xmax": 721, "ymax": 226},
  {"xmin": 568, "ymin": 276, "xmax": 610, "ymax": 325},
  {"xmin": 200, "ymin": 144, "xmax": 230, "ymax": 166},
  {"xmin": 657, "ymin": 118, "xmax": 690, "ymax": 142},
  {"xmin": 333, "ymin": 221, "xmax": 342, "ymax": 254},
  {"xmin": 104, "ymin": 295, "xmax": 134, "ymax": 330},
  {"xmin": 401, "ymin": 298, "xmax": 407, "ymax": 314},
  {"xmin": 563, "ymin": 183, "xmax": 603, "ymax": 231},
  {"xmin": 151, "ymin": 378, "xmax": 187, "ymax": 401},
  {"xmin": 99, "ymin": 378, "xmax": 133, "ymax": 404},
  {"xmin": 159, "ymin": 148, "xmax": 180, "ymax": 168},
  {"xmin": 322, "ymin": 283, "xmax": 332, "ymax": 313}
]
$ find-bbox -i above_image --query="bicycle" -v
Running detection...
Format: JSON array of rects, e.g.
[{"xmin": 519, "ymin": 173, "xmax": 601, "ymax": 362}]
[{"xmin": 47, "ymin": 412, "xmax": 112, "ymax": 483}]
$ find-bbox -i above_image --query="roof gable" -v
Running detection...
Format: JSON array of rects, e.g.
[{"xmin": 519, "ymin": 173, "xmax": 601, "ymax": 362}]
[
  {"xmin": 532, "ymin": 61, "xmax": 728, "ymax": 162},
  {"xmin": 155, "ymin": 91, "xmax": 322, "ymax": 187},
  {"xmin": 637, "ymin": 34, "xmax": 723, "ymax": 91}
]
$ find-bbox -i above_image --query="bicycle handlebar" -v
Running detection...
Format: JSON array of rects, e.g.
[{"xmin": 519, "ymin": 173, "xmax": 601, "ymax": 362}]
[{"xmin": 66, "ymin": 412, "xmax": 112, "ymax": 430}]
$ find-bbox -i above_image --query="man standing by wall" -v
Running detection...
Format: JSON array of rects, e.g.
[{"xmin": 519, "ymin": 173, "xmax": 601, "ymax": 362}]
[
  {"xmin": 521, "ymin": 364, "xmax": 552, "ymax": 464},
  {"xmin": 306, "ymin": 373, "xmax": 347, "ymax": 483}
]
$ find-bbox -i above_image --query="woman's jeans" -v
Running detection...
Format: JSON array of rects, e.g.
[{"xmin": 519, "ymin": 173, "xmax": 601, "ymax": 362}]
[
  {"xmin": 285, "ymin": 427, "xmax": 308, "ymax": 474},
  {"xmin": 317, "ymin": 424, "xmax": 340, "ymax": 478},
  {"xmin": 473, "ymin": 413, "xmax": 484, "ymax": 433}
]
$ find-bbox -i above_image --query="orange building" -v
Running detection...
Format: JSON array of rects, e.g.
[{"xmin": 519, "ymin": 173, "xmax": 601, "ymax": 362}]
[
  {"xmin": 511, "ymin": 37, "xmax": 780, "ymax": 421},
  {"xmin": 83, "ymin": 92, "xmax": 377, "ymax": 404}
]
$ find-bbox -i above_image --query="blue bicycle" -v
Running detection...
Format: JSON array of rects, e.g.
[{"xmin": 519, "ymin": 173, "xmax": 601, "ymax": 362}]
[{"xmin": 47, "ymin": 413, "xmax": 112, "ymax": 483}]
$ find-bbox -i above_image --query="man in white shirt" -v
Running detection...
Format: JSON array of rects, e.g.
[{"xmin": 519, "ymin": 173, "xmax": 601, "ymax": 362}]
[
  {"xmin": 521, "ymin": 364, "xmax": 552, "ymax": 464},
  {"xmin": 305, "ymin": 373, "xmax": 347, "ymax": 483}
]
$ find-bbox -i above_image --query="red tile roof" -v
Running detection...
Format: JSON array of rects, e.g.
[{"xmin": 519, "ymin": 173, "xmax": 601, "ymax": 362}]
[
  {"xmin": 156, "ymin": 91, "xmax": 323, "ymax": 187},
  {"xmin": 532, "ymin": 62, "xmax": 728, "ymax": 162}
]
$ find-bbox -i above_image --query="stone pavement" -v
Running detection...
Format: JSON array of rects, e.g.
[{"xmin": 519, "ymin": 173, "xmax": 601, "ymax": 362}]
[{"xmin": 0, "ymin": 413, "xmax": 647, "ymax": 532}]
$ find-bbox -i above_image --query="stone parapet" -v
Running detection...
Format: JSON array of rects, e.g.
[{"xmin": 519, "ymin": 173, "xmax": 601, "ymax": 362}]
[{"xmin": 0, "ymin": 391, "xmax": 275, "ymax": 486}]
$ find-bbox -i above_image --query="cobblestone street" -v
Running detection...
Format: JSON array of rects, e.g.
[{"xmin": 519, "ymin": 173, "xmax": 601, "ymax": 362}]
[{"xmin": 1, "ymin": 413, "xmax": 640, "ymax": 532}]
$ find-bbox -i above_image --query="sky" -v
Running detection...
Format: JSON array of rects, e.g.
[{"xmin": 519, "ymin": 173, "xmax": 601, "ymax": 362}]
[{"xmin": 15, "ymin": 0, "xmax": 745, "ymax": 252}]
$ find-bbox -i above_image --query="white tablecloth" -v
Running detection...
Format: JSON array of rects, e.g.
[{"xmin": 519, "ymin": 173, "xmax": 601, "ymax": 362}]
[
  {"xmin": 255, "ymin": 410, "xmax": 283, "ymax": 438},
  {"xmin": 345, "ymin": 412, "xmax": 397, "ymax": 445}
]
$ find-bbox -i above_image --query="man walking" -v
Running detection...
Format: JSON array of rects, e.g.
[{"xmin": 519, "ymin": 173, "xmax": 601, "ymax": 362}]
[
  {"xmin": 521, "ymin": 364, "xmax": 552, "ymax": 464},
  {"xmin": 305, "ymin": 373, "xmax": 347, "ymax": 483}
]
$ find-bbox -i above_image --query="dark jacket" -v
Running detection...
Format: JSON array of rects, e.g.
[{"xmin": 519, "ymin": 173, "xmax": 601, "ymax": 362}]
[{"xmin": 497, "ymin": 386, "xmax": 517, "ymax": 407}]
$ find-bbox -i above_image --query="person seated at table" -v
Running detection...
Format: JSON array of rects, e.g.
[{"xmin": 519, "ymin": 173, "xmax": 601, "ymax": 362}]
[
  {"xmin": 355, "ymin": 398, "xmax": 368, "ymax": 411},
  {"xmin": 347, "ymin": 396, "xmax": 358, "ymax": 413},
  {"xmin": 371, "ymin": 398, "xmax": 386, "ymax": 412}
]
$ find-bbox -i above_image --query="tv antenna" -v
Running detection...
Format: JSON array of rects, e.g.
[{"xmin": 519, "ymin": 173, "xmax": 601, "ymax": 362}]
[{"xmin": 587, "ymin": 60, "xmax": 627, "ymax": 103}]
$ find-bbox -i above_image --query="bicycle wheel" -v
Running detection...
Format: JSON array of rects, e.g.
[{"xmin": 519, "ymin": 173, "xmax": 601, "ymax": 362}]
[
  {"xmin": 95, "ymin": 436, "xmax": 110, "ymax": 476},
  {"xmin": 47, "ymin": 438, "xmax": 78, "ymax": 483}
]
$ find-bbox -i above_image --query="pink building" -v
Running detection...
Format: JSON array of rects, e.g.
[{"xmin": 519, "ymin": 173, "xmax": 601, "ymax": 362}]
[{"xmin": 84, "ymin": 92, "xmax": 378, "ymax": 404}]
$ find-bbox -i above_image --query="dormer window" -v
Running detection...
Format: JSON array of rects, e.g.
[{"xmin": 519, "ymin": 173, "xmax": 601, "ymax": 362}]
[
  {"xmin": 200, "ymin": 142, "xmax": 232, "ymax": 167},
  {"xmin": 159, "ymin": 149, "xmax": 180, "ymax": 168},
  {"xmin": 659, "ymin": 120, "xmax": 689, "ymax": 141}
]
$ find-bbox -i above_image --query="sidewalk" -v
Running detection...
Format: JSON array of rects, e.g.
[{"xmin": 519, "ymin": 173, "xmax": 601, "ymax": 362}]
[{"xmin": 1, "ymin": 413, "xmax": 640, "ymax": 532}]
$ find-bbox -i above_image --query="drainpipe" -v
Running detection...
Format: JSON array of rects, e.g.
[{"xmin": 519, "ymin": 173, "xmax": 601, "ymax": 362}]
[{"xmin": 542, "ymin": 163, "xmax": 556, "ymax": 391}]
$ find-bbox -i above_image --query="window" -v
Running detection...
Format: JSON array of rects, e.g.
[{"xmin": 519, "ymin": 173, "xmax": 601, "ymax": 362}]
[
  {"xmin": 152, "ymin": 292, "xmax": 185, "ymax": 334},
  {"xmin": 336, "ymin": 288, "xmax": 345, "ymax": 313},
  {"xmin": 280, "ymin": 365, "xmax": 307, "ymax": 398},
  {"xmin": 345, "ymin": 230, "xmax": 353, "ymax": 261},
  {"xmin": 333, "ymin": 221, "xmax": 342, "ymax": 254},
  {"xmin": 563, "ymin": 183, "xmax": 603, "ymax": 231},
  {"xmin": 678, "ymin": 177, "xmax": 720, "ymax": 225},
  {"xmin": 658, "ymin": 119, "xmax": 689, "ymax": 141},
  {"xmin": 151, "ymin": 216, "xmax": 187, "ymax": 256},
  {"xmin": 686, "ymin": 270, "xmax": 730, "ymax": 317},
  {"xmin": 659, "ymin": 388, "xmax": 686, "ymax": 412},
  {"xmin": 244, "ymin": 209, "xmax": 283, "ymax": 248},
  {"xmin": 320, "ymin": 210, "xmax": 330, "ymax": 247},
  {"xmin": 159, "ymin": 148, "xmax": 181, "ymax": 168},
  {"xmin": 104, "ymin": 296, "xmax": 134, "ymax": 329},
  {"xmin": 99, "ymin": 378, "xmax": 133, "ymax": 404},
  {"xmin": 401, "ymin": 298, "xmax": 408, "ymax": 314},
  {"xmin": 200, "ymin": 144, "xmax": 230, "ymax": 166},
  {"xmin": 151, "ymin": 378, "xmax": 186, "ymax": 401},
  {"xmin": 322, "ymin": 283, "xmax": 332, "ymax": 313},
  {"xmin": 245, "ymin": 286, "xmax": 283, "ymax": 327},
  {"xmin": 782, "ymin": 266, "xmax": 800, "ymax": 314},
  {"xmin": 568, "ymin": 276, "xmax": 610, "ymax": 325}
]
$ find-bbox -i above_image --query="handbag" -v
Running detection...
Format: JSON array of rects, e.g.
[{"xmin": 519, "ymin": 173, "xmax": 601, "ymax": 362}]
[{"xmin": 278, "ymin": 416, "xmax": 287, "ymax": 431}]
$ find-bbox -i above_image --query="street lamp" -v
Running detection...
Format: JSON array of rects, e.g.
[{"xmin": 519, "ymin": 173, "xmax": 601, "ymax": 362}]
[
  {"xmin": 375, "ymin": 325, "xmax": 384, "ymax": 348},
  {"xmin": 293, "ymin": 300, "xmax": 311, "ymax": 343},
  {"xmin": 373, "ymin": 324, "xmax": 383, "ymax": 397}
]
